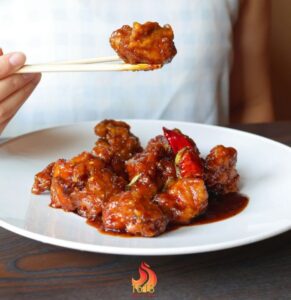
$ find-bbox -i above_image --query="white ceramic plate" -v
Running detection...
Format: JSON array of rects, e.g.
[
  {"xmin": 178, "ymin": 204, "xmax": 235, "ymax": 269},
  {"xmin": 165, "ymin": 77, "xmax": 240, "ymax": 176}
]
[{"xmin": 0, "ymin": 120, "xmax": 291, "ymax": 255}]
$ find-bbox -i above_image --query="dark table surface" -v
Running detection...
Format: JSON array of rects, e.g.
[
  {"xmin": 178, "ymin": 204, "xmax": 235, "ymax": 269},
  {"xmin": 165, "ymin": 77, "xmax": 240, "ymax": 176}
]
[{"xmin": 0, "ymin": 122, "xmax": 291, "ymax": 300}]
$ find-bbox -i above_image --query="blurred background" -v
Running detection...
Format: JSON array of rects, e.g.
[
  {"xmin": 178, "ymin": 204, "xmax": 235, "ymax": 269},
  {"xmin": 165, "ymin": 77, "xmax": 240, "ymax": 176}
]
[
  {"xmin": 271, "ymin": 0, "xmax": 291, "ymax": 120},
  {"xmin": 0, "ymin": 0, "xmax": 290, "ymax": 123}
]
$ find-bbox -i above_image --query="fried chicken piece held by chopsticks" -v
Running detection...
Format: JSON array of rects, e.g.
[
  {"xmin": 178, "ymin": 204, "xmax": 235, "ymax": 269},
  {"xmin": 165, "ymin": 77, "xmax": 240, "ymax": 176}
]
[{"xmin": 110, "ymin": 21, "xmax": 177, "ymax": 65}]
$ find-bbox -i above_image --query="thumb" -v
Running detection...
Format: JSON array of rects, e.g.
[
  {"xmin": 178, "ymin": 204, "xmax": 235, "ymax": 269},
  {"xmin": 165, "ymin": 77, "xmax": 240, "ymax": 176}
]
[{"xmin": 0, "ymin": 52, "xmax": 26, "ymax": 79}]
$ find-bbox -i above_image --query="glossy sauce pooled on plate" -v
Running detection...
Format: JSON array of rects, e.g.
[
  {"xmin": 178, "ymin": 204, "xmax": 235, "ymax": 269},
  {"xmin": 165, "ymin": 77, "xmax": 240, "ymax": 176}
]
[
  {"xmin": 32, "ymin": 119, "xmax": 245, "ymax": 238},
  {"xmin": 88, "ymin": 193, "xmax": 249, "ymax": 237}
]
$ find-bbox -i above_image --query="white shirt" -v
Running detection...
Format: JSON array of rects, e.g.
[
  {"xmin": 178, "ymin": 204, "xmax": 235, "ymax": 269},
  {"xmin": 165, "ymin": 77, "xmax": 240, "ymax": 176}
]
[{"xmin": 0, "ymin": 0, "xmax": 239, "ymax": 137}]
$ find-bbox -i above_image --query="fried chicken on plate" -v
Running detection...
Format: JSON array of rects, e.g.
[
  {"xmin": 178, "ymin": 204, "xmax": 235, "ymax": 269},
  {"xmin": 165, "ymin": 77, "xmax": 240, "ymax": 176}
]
[{"xmin": 32, "ymin": 120, "xmax": 240, "ymax": 237}]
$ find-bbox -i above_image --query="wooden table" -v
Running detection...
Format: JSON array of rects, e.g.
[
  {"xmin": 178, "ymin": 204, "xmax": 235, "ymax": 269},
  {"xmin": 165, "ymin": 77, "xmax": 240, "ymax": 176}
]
[{"xmin": 0, "ymin": 122, "xmax": 290, "ymax": 300}]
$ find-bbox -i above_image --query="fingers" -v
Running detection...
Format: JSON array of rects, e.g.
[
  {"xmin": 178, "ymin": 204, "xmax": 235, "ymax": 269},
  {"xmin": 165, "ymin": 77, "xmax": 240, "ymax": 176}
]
[
  {"xmin": 0, "ymin": 73, "xmax": 41, "ymax": 124},
  {"xmin": 0, "ymin": 115, "xmax": 13, "ymax": 135},
  {"xmin": 0, "ymin": 73, "xmax": 39, "ymax": 101},
  {"xmin": 0, "ymin": 52, "xmax": 26, "ymax": 79},
  {"xmin": 0, "ymin": 49, "xmax": 42, "ymax": 135}
]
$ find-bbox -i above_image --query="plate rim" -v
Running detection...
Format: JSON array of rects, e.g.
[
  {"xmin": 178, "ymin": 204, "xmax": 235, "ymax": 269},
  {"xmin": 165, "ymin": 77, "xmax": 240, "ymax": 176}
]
[{"xmin": 1, "ymin": 219, "xmax": 290, "ymax": 256}]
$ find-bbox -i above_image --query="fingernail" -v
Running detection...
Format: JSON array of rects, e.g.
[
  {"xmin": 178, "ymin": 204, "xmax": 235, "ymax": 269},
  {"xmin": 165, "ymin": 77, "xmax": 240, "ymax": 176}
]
[{"xmin": 8, "ymin": 53, "xmax": 25, "ymax": 67}]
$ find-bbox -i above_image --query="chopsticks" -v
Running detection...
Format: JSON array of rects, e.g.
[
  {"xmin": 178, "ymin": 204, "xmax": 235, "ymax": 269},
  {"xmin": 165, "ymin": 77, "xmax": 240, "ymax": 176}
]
[
  {"xmin": 16, "ymin": 63, "xmax": 161, "ymax": 73},
  {"xmin": 44, "ymin": 55, "xmax": 122, "ymax": 65},
  {"xmin": 15, "ymin": 55, "xmax": 162, "ymax": 73}
]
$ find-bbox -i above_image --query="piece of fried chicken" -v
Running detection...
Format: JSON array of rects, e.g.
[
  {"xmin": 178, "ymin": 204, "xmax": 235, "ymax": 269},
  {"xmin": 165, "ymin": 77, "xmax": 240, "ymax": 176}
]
[
  {"xmin": 154, "ymin": 177, "xmax": 208, "ymax": 225},
  {"xmin": 92, "ymin": 120, "xmax": 142, "ymax": 178},
  {"xmin": 32, "ymin": 152, "xmax": 126, "ymax": 220},
  {"xmin": 110, "ymin": 21, "xmax": 177, "ymax": 65},
  {"xmin": 126, "ymin": 135, "xmax": 175, "ymax": 189},
  {"xmin": 204, "ymin": 145, "xmax": 239, "ymax": 195},
  {"xmin": 102, "ymin": 175, "xmax": 168, "ymax": 237}
]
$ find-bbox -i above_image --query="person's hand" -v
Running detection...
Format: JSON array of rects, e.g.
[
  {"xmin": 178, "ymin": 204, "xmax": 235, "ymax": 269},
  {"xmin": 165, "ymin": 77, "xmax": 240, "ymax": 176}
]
[{"xmin": 0, "ymin": 49, "xmax": 41, "ymax": 134}]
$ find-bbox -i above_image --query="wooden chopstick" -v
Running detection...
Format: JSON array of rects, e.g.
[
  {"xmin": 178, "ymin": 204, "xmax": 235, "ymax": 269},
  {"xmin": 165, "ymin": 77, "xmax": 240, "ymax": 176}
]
[
  {"xmin": 16, "ymin": 63, "xmax": 162, "ymax": 73},
  {"xmin": 44, "ymin": 55, "xmax": 122, "ymax": 65}
]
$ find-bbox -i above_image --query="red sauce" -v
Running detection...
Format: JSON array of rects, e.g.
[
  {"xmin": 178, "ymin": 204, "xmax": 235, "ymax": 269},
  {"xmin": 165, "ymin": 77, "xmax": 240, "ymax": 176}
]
[{"xmin": 87, "ymin": 193, "xmax": 249, "ymax": 237}]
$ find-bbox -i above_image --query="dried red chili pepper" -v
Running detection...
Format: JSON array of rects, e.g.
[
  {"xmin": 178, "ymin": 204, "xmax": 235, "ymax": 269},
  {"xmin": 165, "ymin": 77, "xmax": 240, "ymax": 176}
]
[
  {"xmin": 162, "ymin": 127, "xmax": 199, "ymax": 154},
  {"xmin": 163, "ymin": 127, "xmax": 202, "ymax": 178},
  {"xmin": 175, "ymin": 147, "xmax": 203, "ymax": 178}
]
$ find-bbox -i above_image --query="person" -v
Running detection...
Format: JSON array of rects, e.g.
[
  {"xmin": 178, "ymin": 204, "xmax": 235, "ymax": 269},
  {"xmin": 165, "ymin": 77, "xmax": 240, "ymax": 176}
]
[{"xmin": 0, "ymin": 0, "xmax": 273, "ymax": 137}]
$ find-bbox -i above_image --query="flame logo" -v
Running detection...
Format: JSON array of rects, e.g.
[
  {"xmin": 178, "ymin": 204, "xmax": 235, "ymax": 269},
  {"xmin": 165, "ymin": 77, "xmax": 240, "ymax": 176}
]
[{"xmin": 132, "ymin": 262, "xmax": 157, "ymax": 294}]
